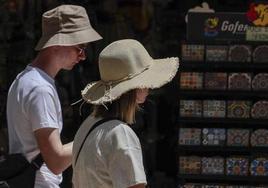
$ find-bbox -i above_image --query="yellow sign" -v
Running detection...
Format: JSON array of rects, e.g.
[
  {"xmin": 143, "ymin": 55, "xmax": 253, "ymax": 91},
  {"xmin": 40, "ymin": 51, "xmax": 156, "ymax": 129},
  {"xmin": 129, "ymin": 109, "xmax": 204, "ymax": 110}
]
[{"xmin": 246, "ymin": 26, "xmax": 268, "ymax": 41}]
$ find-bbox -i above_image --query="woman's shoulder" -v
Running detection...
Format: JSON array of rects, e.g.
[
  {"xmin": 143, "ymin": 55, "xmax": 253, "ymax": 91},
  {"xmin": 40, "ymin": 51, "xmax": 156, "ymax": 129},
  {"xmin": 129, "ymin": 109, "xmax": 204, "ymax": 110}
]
[
  {"xmin": 103, "ymin": 120, "xmax": 139, "ymax": 140},
  {"xmin": 103, "ymin": 119, "xmax": 131, "ymax": 132}
]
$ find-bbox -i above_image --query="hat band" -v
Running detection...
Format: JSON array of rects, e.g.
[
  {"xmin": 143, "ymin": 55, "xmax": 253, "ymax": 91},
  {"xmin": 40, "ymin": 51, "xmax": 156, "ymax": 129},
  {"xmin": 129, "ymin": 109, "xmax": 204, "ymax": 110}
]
[
  {"xmin": 101, "ymin": 65, "xmax": 150, "ymax": 86},
  {"xmin": 98, "ymin": 65, "xmax": 150, "ymax": 103}
]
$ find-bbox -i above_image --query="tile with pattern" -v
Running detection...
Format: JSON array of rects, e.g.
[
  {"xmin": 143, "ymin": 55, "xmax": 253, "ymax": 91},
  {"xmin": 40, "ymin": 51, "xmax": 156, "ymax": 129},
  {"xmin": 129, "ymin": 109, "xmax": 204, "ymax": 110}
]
[
  {"xmin": 206, "ymin": 45, "xmax": 228, "ymax": 62},
  {"xmin": 180, "ymin": 100, "xmax": 202, "ymax": 117},
  {"xmin": 226, "ymin": 157, "xmax": 249, "ymax": 176},
  {"xmin": 202, "ymin": 128, "xmax": 226, "ymax": 146},
  {"xmin": 204, "ymin": 72, "xmax": 227, "ymax": 90},
  {"xmin": 201, "ymin": 157, "xmax": 225, "ymax": 175},
  {"xmin": 251, "ymin": 129, "xmax": 268, "ymax": 147},
  {"xmin": 180, "ymin": 72, "xmax": 203, "ymax": 89},
  {"xmin": 179, "ymin": 128, "xmax": 201, "ymax": 145},
  {"xmin": 228, "ymin": 45, "xmax": 251, "ymax": 62},
  {"xmin": 179, "ymin": 156, "xmax": 201, "ymax": 174},
  {"xmin": 227, "ymin": 101, "xmax": 251, "ymax": 118},
  {"xmin": 228, "ymin": 73, "xmax": 251, "ymax": 91},
  {"xmin": 250, "ymin": 158, "xmax": 268, "ymax": 176},
  {"xmin": 203, "ymin": 100, "xmax": 226, "ymax": 118},
  {"xmin": 252, "ymin": 73, "xmax": 268, "ymax": 91},
  {"xmin": 182, "ymin": 44, "xmax": 205, "ymax": 61},
  {"xmin": 253, "ymin": 45, "xmax": 268, "ymax": 63},
  {"xmin": 251, "ymin": 101, "xmax": 268, "ymax": 119},
  {"xmin": 227, "ymin": 129, "xmax": 250, "ymax": 147}
]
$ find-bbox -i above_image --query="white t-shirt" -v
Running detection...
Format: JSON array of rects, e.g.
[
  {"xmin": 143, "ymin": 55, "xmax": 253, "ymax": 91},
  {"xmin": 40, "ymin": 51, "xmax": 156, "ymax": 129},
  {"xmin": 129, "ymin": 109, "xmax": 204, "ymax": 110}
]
[
  {"xmin": 72, "ymin": 116, "xmax": 147, "ymax": 188},
  {"xmin": 7, "ymin": 65, "xmax": 63, "ymax": 188}
]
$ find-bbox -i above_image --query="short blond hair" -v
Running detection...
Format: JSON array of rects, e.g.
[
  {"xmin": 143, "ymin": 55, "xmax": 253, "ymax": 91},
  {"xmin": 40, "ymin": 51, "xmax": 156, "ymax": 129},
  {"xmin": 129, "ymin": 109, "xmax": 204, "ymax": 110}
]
[{"xmin": 92, "ymin": 89, "xmax": 138, "ymax": 124}]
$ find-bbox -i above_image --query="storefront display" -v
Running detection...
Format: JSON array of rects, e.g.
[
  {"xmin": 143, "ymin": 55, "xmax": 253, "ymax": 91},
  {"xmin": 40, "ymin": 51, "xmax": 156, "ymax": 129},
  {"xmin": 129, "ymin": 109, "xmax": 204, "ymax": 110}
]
[{"xmin": 178, "ymin": 42, "xmax": 268, "ymax": 187}]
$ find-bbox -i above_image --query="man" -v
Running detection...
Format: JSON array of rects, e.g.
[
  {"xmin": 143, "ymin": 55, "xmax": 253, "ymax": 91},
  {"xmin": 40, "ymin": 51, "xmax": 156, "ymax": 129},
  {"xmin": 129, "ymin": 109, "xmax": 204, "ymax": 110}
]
[{"xmin": 6, "ymin": 5, "xmax": 102, "ymax": 188}]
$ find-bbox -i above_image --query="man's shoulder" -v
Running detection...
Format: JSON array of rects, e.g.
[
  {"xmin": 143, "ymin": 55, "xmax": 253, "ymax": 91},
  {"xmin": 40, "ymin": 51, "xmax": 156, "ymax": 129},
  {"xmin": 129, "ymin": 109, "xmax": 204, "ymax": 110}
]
[{"xmin": 17, "ymin": 67, "xmax": 53, "ymax": 89}]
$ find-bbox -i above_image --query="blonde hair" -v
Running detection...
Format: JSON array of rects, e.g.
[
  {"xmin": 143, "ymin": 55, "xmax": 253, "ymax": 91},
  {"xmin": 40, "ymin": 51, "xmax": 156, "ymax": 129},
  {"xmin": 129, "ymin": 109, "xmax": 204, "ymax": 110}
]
[{"xmin": 92, "ymin": 89, "xmax": 138, "ymax": 124}]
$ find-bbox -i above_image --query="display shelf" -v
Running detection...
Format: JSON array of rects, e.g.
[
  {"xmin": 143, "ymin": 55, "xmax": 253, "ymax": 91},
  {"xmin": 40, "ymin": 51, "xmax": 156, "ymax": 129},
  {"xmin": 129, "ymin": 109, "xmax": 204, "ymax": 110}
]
[
  {"xmin": 180, "ymin": 61, "xmax": 268, "ymax": 72},
  {"xmin": 178, "ymin": 90, "xmax": 268, "ymax": 100},
  {"xmin": 178, "ymin": 145, "xmax": 268, "ymax": 155},
  {"xmin": 178, "ymin": 41, "xmax": 268, "ymax": 186},
  {"xmin": 177, "ymin": 174, "xmax": 268, "ymax": 185},
  {"xmin": 178, "ymin": 117, "xmax": 268, "ymax": 127}
]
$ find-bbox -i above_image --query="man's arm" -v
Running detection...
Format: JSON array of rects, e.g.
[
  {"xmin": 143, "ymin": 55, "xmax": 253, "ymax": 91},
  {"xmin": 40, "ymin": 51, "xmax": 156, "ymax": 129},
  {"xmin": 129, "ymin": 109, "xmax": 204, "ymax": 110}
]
[{"xmin": 34, "ymin": 128, "xmax": 73, "ymax": 175}]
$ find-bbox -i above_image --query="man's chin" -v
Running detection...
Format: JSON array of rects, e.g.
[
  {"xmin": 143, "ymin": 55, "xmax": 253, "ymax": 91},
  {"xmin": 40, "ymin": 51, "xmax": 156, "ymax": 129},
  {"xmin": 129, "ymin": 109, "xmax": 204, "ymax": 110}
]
[{"xmin": 63, "ymin": 66, "xmax": 75, "ymax": 71}]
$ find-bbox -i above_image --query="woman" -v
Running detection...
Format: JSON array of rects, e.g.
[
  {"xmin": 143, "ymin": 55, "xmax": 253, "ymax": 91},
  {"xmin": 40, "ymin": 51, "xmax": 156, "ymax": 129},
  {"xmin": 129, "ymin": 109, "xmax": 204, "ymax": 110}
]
[{"xmin": 72, "ymin": 39, "xmax": 179, "ymax": 188}]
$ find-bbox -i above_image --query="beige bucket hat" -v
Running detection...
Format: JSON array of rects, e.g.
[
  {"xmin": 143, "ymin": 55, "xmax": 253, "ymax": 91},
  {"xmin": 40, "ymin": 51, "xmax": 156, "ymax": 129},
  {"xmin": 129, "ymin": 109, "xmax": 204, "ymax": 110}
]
[
  {"xmin": 35, "ymin": 5, "xmax": 102, "ymax": 50},
  {"xmin": 81, "ymin": 39, "xmax": 179, "ymax": 105}
]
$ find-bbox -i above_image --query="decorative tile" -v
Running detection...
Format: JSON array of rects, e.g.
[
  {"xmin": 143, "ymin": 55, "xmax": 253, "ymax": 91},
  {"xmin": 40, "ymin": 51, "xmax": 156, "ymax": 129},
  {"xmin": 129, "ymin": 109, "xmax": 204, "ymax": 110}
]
[
  {"xmin": 181, "ymin": 44, "xmax": 205, "ymax": 61},
  {"xmin": 202, "ymin": 128, "xmax": 226, "ymax": 146},
  {"xmin": 179, "ymin": 156, "xmax": 201, "ymax": 174},
  {"xmin": 250, "ymin": 158, "xmax": 268, "ymax": 176},
  {"xmin": 226, "ymin": 157, "xmax": 249, "ymax": 176},
  {"xmin": 179, "ymin": 128, "xmax": 201, "ymax": 145},
  {"xmin": 252, "ymin": 73, "xmax": 268, "ymax": 91},
  {"xmin": 201, "ymin": 157, "xmax": 224, "ymax": 175},
  {"xmin": 180, "ymin": 72, "xmax": 203, "ymax": 89},
  {"xmin": 206, "ymin": 45, "xmax": 228, "ymax": 62},
  {"xmin": 228, "ymin": 45, "xmax": 251, "ymax": 62},
  {"xmin": 180, "ymin": 100, "xmax": 202, "ymax": 117},
  {"xmin": 227, "ymin": 101, "xmax": 251, "ymax": 118},
  {"xmin": 251, "ymin": 101, "xmax": 268, "ymax": 119},
  {"xmin": 253, "ymin": 45, "xmax": 268, "ymax": 63},
  {"xmin": 251, "ymin": 129, "xmax": 268, "ymax": 147},
  {"xmin": 204, "ymin": 72, "xmax": 227, "ymax": 90},
  {"xmin": 179, "ymin": 183, "xmax": 203, "ymax": 188},
  {"xmin": 227, "ymin": 129, "xmax": 250, "ymax": 147},
  {"xmin": 203, "ymin": 100, "xmax": 226, "ymax": 118},
  {"xmin": 228, "ymin": 73, "xmax": 251, "ymax": 90}
]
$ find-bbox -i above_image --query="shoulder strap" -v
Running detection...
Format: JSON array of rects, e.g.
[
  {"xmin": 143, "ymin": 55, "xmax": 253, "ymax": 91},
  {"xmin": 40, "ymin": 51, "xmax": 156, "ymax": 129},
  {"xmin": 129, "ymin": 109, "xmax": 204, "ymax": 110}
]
[
  {"xmin": 30, "ymin": 153, "xmax": 43, "ymax": 170},
  {"xmin": 74, "ymin": 117, "xmax": 118, "ymax": 166}
]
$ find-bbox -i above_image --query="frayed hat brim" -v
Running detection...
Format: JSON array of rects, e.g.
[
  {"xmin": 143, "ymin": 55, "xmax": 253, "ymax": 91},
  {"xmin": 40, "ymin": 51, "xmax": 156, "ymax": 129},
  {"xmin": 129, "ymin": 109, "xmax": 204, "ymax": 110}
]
[{"xmin": 81, "ymin": 57, "xmax": 179, "ymax": 104}]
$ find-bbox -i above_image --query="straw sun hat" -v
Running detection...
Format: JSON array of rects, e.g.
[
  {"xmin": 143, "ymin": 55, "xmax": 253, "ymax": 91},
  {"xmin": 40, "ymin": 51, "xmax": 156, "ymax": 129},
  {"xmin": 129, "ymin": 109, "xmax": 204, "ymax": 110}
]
[
  {"xmin": 82, "ymin": 39, "xmax": 179, "ymax": 105},
  {"xmin": 35, "ymin": 5, "xmax": 102, "ymax": 50}
]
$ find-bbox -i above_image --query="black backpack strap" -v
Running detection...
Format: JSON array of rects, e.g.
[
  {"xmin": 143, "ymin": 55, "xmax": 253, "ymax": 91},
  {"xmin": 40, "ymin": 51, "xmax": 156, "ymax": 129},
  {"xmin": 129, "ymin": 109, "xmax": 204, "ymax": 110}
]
[
  {"xmin": 30, "ymin": 153, "xmax": 43, "ymax": 170},
  {"xmin": 74, "ymin": 117, "xmax": 118, "ymax": 166}
]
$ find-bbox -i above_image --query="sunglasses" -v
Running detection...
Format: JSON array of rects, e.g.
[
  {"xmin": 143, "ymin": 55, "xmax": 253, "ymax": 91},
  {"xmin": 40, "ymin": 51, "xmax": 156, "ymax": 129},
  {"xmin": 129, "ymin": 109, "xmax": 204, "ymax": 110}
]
[{"xmin": 74, "ymin": 44, "xmax": 87, "ymax": 55}]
